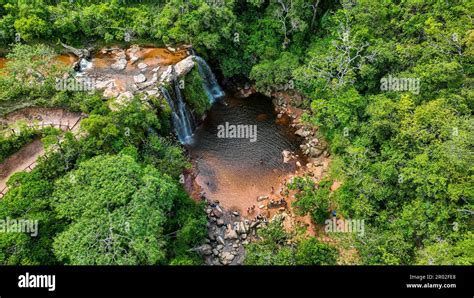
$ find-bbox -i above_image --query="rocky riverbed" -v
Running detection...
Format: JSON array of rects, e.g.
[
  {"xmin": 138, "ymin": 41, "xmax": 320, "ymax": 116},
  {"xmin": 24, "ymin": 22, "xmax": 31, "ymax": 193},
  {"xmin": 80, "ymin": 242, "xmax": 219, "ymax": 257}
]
[{"xmin": 193, "ymin": 199, "xmax": 270, "ymax": 265}]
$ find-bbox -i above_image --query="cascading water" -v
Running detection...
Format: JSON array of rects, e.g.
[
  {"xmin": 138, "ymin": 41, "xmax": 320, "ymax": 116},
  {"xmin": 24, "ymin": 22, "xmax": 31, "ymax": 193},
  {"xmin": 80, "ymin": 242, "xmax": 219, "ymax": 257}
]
[
  {"xmin": 160, "ymin": 81, "xmax": 195, "ymax": 144},
  {"xmin": 194, "ymin": 56, "xmax": 225, "ymax": 103},
  {"xmin": 78, "ymin": 58, "xmax": 93, "ymax": 71},
  {"xmin": 159, "ymin": 54, "xmax": 223, "ymax": 144}
]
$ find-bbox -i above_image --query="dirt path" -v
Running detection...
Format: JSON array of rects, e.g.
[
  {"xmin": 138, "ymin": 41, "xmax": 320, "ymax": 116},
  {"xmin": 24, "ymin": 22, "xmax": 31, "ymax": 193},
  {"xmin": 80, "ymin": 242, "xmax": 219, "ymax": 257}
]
[
  {"xmin": 0, "ymin": 139, "xmax": 45, "ymax": 195},
  {"xmin": 0, "ymin": 108, "xmax": 83, "ymax": 197},
  {"xmin": 3, "ymin": 107, "xmax": 82, "ymax": 133}
]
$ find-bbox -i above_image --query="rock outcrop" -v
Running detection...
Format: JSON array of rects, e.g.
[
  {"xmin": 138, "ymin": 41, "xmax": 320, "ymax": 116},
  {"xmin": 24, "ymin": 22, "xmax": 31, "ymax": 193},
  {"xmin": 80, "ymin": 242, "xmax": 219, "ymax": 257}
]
[{"xmin": 200, "ymin": 200, "xmax": 268, "ymax": 265}]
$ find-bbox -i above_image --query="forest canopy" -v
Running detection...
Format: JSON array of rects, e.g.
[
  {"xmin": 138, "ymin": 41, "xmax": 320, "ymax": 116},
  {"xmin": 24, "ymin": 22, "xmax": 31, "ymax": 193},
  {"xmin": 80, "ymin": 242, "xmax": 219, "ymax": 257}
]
[{"xmin": 0, "ymin": 0, "xmax": 472, "ymax": 265}]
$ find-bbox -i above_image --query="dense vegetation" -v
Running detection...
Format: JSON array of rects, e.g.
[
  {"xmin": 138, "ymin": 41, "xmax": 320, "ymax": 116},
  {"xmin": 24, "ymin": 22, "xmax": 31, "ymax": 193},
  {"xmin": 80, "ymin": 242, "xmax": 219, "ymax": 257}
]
[{"xmin": 0, "ymin": 0, "xmax": 472, "ymax": 265}]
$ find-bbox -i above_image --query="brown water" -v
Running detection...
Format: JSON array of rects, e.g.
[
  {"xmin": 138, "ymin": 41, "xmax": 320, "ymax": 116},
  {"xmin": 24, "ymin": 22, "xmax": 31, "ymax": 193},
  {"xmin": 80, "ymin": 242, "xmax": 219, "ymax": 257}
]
[
  {"xmin": 0, "ymin": 54, "xmax": 77, "ymax": 73},
  {"xmin": 188, "ymin": 91, "xmax": 303, "ymax": 214}
]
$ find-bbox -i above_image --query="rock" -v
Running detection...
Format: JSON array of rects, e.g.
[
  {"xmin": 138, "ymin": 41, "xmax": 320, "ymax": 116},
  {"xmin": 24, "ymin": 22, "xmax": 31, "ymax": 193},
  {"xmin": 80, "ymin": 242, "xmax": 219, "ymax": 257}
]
[
  {"xmin": 242, "ymin": 240, "xmax": 249, "ymax": 245},
  {"xmin": 116, "ymin": 91, "xmax": 133, "ymax": 104},
  {"xmin": 146, "ymin": 89, "xmax": 159, "ymax": 96},
  {"xmin": 224, "ymin": 228, "xmax": 238, "ymax": 240},
  {"xmin": 232, "ymin": 244, "xmax": 239, "ymax": 249},
  {"xmin": 216, "ymin": 218, "xmax": 225, "ymax": 226},
  {"xmin": 220, "ymin": 252, "xmax": 235, "ymax": 265},
  {"xmin": 95, "ymin": 79, "xmax": 115, "ymax": 89},
  {"xmin": 173, "ymin": 56, "xmax": 195, "ymax": 77},
  {"xmin": 296, "ymin": 161, "xmax": 302, "ymax": 167},
  {"xmin": 208, "ymin": 231, "xmax": 216, "ymax": 241},
  {"xmin": 243, "ymin": 222, "xmax": 250, "ymax": 232},
  {"xmin": 309, "ymin": 147, "xmax": 324, "ymax": 157},
  {"xmin": 217, "ymin": 236, "xmax": 225, "ymax": 245},
  {"xmin": 60, "ymin": 42, "xmax": 91, "ymax": 59},
  {"xmin": 212, "ymin": 207, "xmax": 223, "ymax": 218},
  {"xmin": 257, "ymin": 195, "xmax": 269, "ymax": 202},
  {"xmin": 103, "ymin": 88, "xmax": 120, "ymax": 98},
  {"xmin": 134, "ymin": 74, "xmax": 147, "ymax": 83},
  {"xmin": 282, "ymin": 150, "xmax": 292, "ymax": 163},
  {"xmin": 127, "ymin": 45, "xmax": 140, "ymax": 64},
  {"xmin": 295, "ymin": 128, "xmax": 311, "ymax": 137},
  {"xmin": 216, "ymin": 244, "xmax": 223, "ymax": 251},
  {"xmin": 198, "ymin": 244, "xmax": 212, "ymax": 256},
  {"xmin": 151, "ymin": 66, "xmax": 160, "ymax": 73},
  {"xmin": 259, "ymin": 205, "xmax": 266, "ymax": 209},
  {"xmin": 137, "ymin": 73, "xmax": 158, "ymax": 90},
  {"xmin": 111, "ymin": 58, "xmax": 127, "ymax": 71},
  {"xmin": 137, "ymin": 62, "xmax": 148, "ymax": 70},
  {"xmin": 160, "ymin": 66, "xmax": 173, "ymax": 82},
  {"xmin": 250, "ymin": 221, "xmax": 259, "ymax": 229},
  {"xmin": 241, "ymin": 233, "xmax": 247, "ymax": 240},
  {"xmin": 239, "ymin": 221, "xmax": 248, "ymax": 234},
  {"xmin": 212, "ymin": 249, "xmax": 219, "ymax": 256}
]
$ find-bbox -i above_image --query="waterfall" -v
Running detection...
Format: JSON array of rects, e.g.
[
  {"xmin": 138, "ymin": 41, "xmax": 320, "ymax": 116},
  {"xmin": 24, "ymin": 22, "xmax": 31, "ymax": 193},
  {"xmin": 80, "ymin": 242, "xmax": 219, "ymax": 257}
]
[
  {"xmin": 194, "ymin": 56, "xmax": 225, "ymax": 103},
  {"xmin": 159, "ymin": 55, "xmax": 223, "ymax": 144},
  {"xmin": 79, "ymin": 58, "xmax": 93, "ymax": 71},
  {"xmin": 160, "ymin": 81, "xmax": 195, "ymax": 144}
]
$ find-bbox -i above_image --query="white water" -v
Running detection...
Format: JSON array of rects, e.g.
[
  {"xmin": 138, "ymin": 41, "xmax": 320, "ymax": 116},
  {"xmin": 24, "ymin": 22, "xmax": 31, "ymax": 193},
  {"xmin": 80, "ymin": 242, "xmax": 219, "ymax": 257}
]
[
  {"xmin": 194, "ymin": 56, "xmax": 225, "ymax": 103},
  {"xmin": 161, "ymin": 55, "xmax": 224, "ymax": 144},
  {"xmin": 160, "ymin": 81, "xmax": 195, "ymax": 144}
]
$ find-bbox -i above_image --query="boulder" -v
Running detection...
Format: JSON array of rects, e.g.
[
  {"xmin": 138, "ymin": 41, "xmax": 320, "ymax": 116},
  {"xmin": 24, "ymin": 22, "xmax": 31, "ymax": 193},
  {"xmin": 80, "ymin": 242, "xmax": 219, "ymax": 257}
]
[
  {"xmin": 103, "ymin": 88, "xmax": 120, "ymax": 98},
  {"xmin": 134, "ymin": 74, "xmax": 147, "ymax": 83},
  {"xmin": 282, "ymin": 150, "xmax": 292, "ymax": 163},
  {"xmin": 137, "ymin": 73, "xmax": 158, "ymax": 90},
  {"xmin": 309, "ymin": 147, "xmax": 324, "ymax": 157},
  {"xmin": 295, "ymin": 128, "xmax": 311, "ymax": 137},
  {"xmin": 173, "ymin": 56, "xmax": 195, "ymax": 77},
  {"xmin": 111, "ymin": 58, "xmax": 127, "ymax": 71},
  {"xmin": 160, "ymin": 66, "xmax": 173, "ymax": 82},
  {"xmin": 212, "ymin": 207, "xmax": 223, "ymax": 218},
  {"xmin": 238, "ymin": 221, "xmax": 248, "ymax": 234},
  {"xmin": 126, "ymin": 45, "xmax": 140, "ymax": 64},
  {"xmin": 220, "ymin": 252, "xmax": 235, "ymax": 265},
  {"xmin": 197, "ymin": 244, "xmax": 212, "ymax": 256},
  {"xmin": 217, "ymin": 236, "xmax": 225, "ymax": 245},
  {"xmin": 224, "ymin": 228, "xmax": 238, "ymax": 240},
  {"xmin": 137, "ymin": 62, "xmax": 148, "ymax": 70}
]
